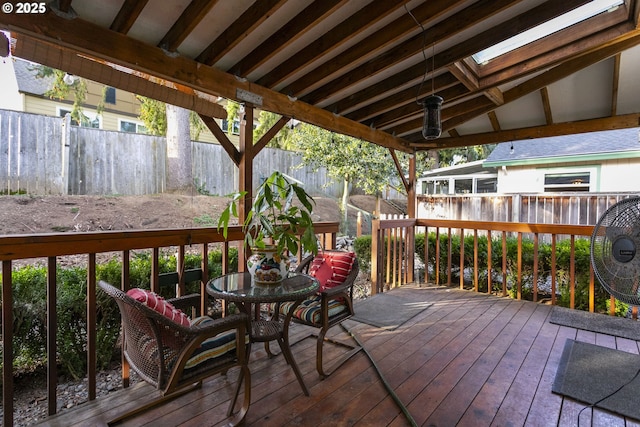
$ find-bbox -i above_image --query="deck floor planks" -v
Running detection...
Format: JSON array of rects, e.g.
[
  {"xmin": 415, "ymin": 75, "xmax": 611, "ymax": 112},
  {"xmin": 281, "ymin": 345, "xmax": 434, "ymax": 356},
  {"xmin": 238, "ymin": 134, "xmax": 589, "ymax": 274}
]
[
  {"xmin": 457, "ymin": 303, "xmax": 553, "ymax": 426},
  {"xmin": 33, "ymin": 286, "xmax": 640, "ymax": 427},
  {"xmin": 490, "ymin": 304, "xmax": 560, "ymax": 426},
  {"xmin": 525, "ymin": 324, "xmax": 578, "ymax": 427},
  {"xmin": 424, "ymin": 299, "xmax": 536, "ymax": 426},
  {"xmin": 399, "ymin": 294, "xmax": 514, "ymax": 422}
]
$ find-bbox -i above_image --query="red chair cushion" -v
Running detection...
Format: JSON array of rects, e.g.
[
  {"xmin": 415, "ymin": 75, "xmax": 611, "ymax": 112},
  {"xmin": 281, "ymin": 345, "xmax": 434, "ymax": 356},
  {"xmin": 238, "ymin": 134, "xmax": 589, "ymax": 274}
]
[
  {"xmin": 309, "ymin": 251, "xmax": 356, "ymax": 291},
  {"xmin": 126, "ymin": 288, "xmax": 190, "ymax": 327}
]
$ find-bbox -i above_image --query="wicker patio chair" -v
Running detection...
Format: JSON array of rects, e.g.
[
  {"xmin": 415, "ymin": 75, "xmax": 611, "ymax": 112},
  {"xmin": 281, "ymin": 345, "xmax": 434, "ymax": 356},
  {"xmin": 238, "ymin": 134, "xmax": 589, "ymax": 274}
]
[
  {"xmin": 274, "ymin": 251, "xmax": 362, "ymax": 378},
  {"xmin": 98, "ymin": 281, "xmax": 251, "ymax": 426}
]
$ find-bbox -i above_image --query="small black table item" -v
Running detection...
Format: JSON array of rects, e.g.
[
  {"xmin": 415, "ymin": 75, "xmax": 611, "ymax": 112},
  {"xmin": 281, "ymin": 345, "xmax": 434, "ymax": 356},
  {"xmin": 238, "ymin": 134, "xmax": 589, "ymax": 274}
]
[{"xmin": 207, "ymin": 272, "xmax": 319, "ymax": 395}]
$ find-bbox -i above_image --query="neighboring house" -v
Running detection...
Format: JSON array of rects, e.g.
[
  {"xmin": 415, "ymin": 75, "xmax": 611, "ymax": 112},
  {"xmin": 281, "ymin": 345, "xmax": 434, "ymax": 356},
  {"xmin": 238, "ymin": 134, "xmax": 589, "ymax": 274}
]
[
  {"xmin": 417, "ymin": 160, "xmax": 497, "ymax": 195},
  {"xmin": 0, "ymin": 57, "xmax": 231, "ymax": 143},
  {"xmin": 484, "ymin": 127, "xmax": 640, "ymax": 193},
  {"xmin": 417, "ymin": 127, "xmax": 640, "ymax": 195}
]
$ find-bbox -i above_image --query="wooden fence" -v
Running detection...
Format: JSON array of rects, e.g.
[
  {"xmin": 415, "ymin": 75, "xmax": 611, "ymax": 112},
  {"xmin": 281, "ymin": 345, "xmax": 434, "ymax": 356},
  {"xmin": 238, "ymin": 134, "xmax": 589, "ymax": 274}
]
[
  {"xmin": 418, "ymin": 192, "xmax": 638, "ymax": 226},
  {"xmin": 0, "ymin": 109, "xmax": 342, "ymax": 197}
]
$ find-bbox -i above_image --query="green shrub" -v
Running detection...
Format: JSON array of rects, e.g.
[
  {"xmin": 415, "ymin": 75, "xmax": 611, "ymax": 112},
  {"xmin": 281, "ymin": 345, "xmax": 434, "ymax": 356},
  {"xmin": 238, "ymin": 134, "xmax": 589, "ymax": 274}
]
[{"xmin": 1, "ymin": 246, "xmax": 239, "ymax": 380}]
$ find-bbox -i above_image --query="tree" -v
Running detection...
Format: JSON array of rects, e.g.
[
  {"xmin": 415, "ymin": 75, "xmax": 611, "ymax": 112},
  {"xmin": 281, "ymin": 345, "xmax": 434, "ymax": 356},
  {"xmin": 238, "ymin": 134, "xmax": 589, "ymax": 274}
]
[
  {"xmin": 290, "ymin": 124, "xmax": 397, "ymax": 234},
  {"xmin": 33, "ymin": 65, "xmax": 92, "ymax": 126}
]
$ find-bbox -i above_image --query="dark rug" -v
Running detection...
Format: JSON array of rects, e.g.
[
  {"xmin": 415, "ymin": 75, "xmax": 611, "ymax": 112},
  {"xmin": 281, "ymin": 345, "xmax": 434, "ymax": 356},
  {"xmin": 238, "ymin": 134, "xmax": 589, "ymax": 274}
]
[
  {"xmin": 553, "ymin": 339, "xmax": 640, "ymax": 421},
  {"xmin": 549, "ymin": 306, "xmax": 640, "ymax": 341},
  {"xmin": 352, "ymin": 287, "xmax": 432, "ymax": 330}
]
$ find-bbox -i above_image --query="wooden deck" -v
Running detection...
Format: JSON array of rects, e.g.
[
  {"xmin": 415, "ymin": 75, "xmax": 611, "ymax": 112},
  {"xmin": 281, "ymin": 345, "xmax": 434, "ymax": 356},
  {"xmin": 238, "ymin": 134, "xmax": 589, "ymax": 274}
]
[{"xmin": 36, "ymin": 285, "xmax": 640, "ymax": 427}]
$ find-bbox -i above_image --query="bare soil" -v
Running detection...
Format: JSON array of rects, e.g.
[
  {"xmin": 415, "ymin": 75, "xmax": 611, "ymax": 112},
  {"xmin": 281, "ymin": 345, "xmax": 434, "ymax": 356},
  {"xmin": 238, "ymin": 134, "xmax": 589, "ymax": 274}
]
[{"xmin": 0, "ymin": 193, "xmax": 405, "ymax": 236}]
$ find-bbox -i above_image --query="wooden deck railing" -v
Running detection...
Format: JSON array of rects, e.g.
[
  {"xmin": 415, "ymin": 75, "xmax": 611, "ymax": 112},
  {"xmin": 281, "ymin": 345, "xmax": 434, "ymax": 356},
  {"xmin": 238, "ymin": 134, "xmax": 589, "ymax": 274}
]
[
  {"xmin": 0, "ymin": 222, "xmax": 339, "ymax": 427},
  {"xmin": 371, "ymin": 218, "xmax": 608, "ymax": 316}
]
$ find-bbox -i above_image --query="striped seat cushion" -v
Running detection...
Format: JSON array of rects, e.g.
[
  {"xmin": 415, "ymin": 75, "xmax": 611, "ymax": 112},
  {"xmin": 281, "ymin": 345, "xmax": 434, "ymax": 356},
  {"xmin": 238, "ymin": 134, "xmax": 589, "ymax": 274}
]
[
  {"xmin": 309, "ymin": 251, "xmax": 356, "ymax": 291},
  {"xmin": 126, "ymin": 288, "xmax": 190, "ymax": 327},
  {"xmin": 184, "ymin": 316, "xmax": 247, "ymax": 371},
  {"xmin": 278, "ymin": 295, "xmax": 348, "ymax": 325}
]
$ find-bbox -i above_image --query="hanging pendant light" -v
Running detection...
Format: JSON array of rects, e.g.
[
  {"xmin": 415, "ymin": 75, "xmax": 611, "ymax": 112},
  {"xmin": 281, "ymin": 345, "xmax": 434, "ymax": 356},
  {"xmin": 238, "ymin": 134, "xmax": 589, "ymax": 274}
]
[
  {"xmin": 405, "ymin": 4, "xmax": 444, "ymax": 141},
  {"xmin": 0, "ymin": 32, "xmax": 10, "ymax": 58},
  {"xmin": 422, "ymin": 94, "xmax": 443, "ymax": 140}
]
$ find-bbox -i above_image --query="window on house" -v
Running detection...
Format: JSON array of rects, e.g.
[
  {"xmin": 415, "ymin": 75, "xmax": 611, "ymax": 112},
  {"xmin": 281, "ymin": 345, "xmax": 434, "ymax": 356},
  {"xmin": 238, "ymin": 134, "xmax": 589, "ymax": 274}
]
[
  {"xmin": 58, "ymin": 108, "xmax": 101, "ymax": 128},
  {"xmin": 476, "ymin": 177, "xmax": 497, "ymax": 193},
  {"xmin": 472, "ymin": 0, "xmax": 623, "ymax": 64},
  {"xmin": 544, "ymin": 172, "xmax": 591, "ymax": 192},
  {"xmin": 424, "ymin": 179, "xmax": 450, "ymax": 195},
  {"xmin": 454, "ymin": 179, "xmax": 473, "ymax": 194},
  {"xmin": 222, "ymin": 119, "xmax": 240, "ymax": 134},
  {"xmin": 104, "ymin": 87, "xmax": 116, "ymax": 104},
  {"xmin": 119, "ymin": 119, "xmax": 147, "ymax": 134}
]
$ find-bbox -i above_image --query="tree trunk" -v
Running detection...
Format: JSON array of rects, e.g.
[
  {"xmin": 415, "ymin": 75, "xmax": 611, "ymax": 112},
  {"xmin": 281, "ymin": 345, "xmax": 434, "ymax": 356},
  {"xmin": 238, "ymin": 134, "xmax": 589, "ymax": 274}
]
[
  {"xmin": 166, "ymin": 104, "xmax": 193, "ymax": 193},
  {"xmin": 341, "ymin": 178, "xmax": 349, "ymax": 235}
]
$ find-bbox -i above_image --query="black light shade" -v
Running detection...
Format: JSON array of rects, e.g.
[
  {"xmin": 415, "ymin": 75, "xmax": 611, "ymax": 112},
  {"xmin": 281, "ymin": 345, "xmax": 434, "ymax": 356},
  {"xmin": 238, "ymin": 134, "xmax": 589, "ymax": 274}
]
[
  {"xmin": 0, "ymin": 32, "xmax": 9, "ymax": 58},
  {"xmin": 422, "ymin": 94, "xmax": 443, "ymax": 140}
]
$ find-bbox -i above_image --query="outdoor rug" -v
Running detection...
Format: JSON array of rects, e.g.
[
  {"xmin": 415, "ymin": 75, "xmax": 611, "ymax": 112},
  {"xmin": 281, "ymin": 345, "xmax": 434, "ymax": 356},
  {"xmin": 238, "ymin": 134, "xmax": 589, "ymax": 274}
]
[
  {"xmin": 553, "ymin": 339, "xmax": 640, "ymax": 421},
  {"xmin": 549, "ymin": 306, "xmax": 640, "ymax": 341},
  {"xmin": 352, "ymin": 286, "xmax": 432, "ymax": 330}
]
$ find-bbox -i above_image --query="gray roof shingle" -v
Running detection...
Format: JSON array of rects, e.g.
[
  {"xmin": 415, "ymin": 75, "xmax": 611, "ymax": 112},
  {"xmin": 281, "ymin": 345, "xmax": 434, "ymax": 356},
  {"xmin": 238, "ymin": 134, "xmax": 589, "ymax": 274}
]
[{"xmin": 13, "ymin": 58, "xmax": 53, "ymax": 96}]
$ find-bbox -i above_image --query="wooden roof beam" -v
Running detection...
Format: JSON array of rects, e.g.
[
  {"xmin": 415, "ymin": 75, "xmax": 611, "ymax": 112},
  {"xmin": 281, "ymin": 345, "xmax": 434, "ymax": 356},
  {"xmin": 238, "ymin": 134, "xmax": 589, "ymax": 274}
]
[
  {"xmin": 326, "ymin": 0, "xmax": 590, "ymax": 118},
  {"xmin": 284, "ymin": 0, "xmax": 468, "ymax": 99},
  {"xmin": 195, "ymin": 0, "xmax": 287, "ymax": 66},
  {"xmin": 228, "ymin": 0, "xmax": 347, "ymax": 78},
  {"xmin": 540, "ymin": 87, "xmax": 554, "ymax": 125},
  {"xmin": 255, "ymin": 0, "xmax": 409, "ymax": 89},
  {"xmin": 110, "ymin": 0, "xmax": 149, "ymax": 34},
  {"xmin": 412, "ymin": 113, "xmax": 640, "ymax": 149},
  {"xmin": 0, "ymin": 8, "xmax": 410, "ymax": 152},
  {"xmin": 159, "ymin": 0, "xmax": 219, "ymax": 52},
  {"xmin": 337, "ymin": 73, "xmax": 460, "ymax": 120},
  {"xmin": 15, "ymin": 36, "xmax": 226, "ymax": 120},
  {"xmin": 443, "ymin": 29, "xmax": 640, "ymax": 131}
]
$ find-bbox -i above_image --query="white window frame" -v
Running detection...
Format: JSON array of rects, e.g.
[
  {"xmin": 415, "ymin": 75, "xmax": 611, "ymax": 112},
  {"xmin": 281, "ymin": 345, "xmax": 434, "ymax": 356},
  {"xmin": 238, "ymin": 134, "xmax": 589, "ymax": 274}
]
[
  {"xmin": 542, "ymin": 166, "xmax": 597, "ymax": 192},
  {"xmin": 118, "ymin": 118, "xmax": 147, "ymax": 134},
  {"xmin": 57, "ymin": 106, "xmax": 102, "ymax": 129}
]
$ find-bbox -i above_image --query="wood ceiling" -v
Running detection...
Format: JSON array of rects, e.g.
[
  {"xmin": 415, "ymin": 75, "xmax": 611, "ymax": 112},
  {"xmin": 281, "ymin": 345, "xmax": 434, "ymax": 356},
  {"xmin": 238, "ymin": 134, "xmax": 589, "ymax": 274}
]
[{"xmin": 1, "ymin": 0, "xmax": 640, "ymax": 154}]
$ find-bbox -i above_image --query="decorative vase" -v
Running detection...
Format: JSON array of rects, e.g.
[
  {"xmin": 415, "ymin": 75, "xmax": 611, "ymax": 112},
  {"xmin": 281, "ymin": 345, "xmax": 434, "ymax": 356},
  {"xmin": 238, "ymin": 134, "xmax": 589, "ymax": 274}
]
[{"xmin": 247, "ymin": 245, "xmax": 290, "ymax": 285}]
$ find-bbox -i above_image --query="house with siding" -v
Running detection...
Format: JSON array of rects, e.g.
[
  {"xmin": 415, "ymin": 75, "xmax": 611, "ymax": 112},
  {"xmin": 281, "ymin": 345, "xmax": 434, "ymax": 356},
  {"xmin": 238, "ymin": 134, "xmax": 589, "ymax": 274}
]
[
  {"xmin": 0, "ymin": 57, "xmax": 235, "ymax": 143},
  {"xmin": 418, "ymin": 127, "xmax": 640, "ymax": 195},
  {"xmin": 484, "ymin": 127, "xmax": 640, "ymax": 193}
]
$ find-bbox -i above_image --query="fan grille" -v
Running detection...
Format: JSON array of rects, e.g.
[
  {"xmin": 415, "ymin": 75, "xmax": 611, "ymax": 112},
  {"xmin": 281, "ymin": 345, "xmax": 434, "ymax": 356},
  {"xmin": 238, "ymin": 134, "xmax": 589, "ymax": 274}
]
[{"xmin": 591, "ymin": 197, "xmax": 640, "ymax": 306}]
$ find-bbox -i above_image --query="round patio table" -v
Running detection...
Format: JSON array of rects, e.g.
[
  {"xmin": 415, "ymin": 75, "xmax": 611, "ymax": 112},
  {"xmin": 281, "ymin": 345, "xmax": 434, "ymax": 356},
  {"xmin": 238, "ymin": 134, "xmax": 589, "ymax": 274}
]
[{"xmin": 207, "ymin": 272, "xmax": 319, "ymax": 396}]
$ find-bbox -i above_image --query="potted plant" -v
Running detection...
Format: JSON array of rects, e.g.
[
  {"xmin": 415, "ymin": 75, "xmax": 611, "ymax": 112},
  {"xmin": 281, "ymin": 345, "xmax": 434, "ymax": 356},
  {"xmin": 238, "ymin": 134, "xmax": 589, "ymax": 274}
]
[{"xmin": 218, "ymin": 171, "xmax": 319, "ymax": 284}]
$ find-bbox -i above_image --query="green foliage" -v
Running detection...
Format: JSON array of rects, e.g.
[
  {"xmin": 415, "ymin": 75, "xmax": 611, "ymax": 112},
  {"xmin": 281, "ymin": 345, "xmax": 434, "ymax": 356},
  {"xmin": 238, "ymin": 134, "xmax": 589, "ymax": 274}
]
[
  {"xmin": 353, "ymin": 235, "xmax": 372, "ymax": 271},
  {"xmin": 136, "ymin": 96, "xmax": 167, "ymax": 136},
  {"xmin": 414, "ymin": 231, "xmax": 617, "ymax": 314},
  {"xmin": 253, "ymin": 111, "xmax": 295, "ymax": 149},
  {"xmin": 218, "ymin": 171, "xmax": 318, "ymax": 257},
  {"xmin": 34, "ymin": 65, "xmax": 90, "ymax": 127},
  {"xmin": 1, "ymin": 248, "xmax": 239, "ymax": 380}
]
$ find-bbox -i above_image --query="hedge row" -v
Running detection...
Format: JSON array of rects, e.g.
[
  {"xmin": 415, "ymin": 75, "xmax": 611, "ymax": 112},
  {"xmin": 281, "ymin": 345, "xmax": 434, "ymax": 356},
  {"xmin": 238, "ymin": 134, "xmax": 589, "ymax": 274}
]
[{"xmin": 1, "ymin": 248, "xmax": 238, "ymax": 380}]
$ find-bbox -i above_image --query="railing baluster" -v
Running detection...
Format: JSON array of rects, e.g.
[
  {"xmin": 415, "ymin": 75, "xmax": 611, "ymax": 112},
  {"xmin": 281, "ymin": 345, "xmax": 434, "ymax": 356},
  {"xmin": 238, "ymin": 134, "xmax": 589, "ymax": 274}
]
[
  {"xmin": 473, "ymin": 229, "xmax": 478, "ymax": 292},
  {"xmin": 459, "ymin": 228, "xmax": 464, "ymax": 290},
  {"xmin": 121, "ymin": 250, "xmax": 130, "ymax": 389},
  {"xmin": 570, "ymin": 235, "xmax": 576, "ymax": 309},
  {"xmin": 502, "ymin": 231, "xmax": 507, "ymax": 297},
  {"xmin": 3, "ymin": 260, "xmax": 14, "ymax": 427},
  {"xmin": 551, "ymin": 235, "xmax": 557, "ymax": 306},
  {"xmin": 487, "ymin": 230, "xmax": 492, "ymax": 294},
  {"xmin": 517, "ymin": 232, "xmax": 523, "ymax": 300},
  {"xmin": 87, "ymin": 253, "xmax": 97, "ymax": 401},
  {"xmin": 201, "ymin": 243, "xmax": 209, "ymax": 316},
  {"xmin": 435, "ymin": 227, "xmax": 441, "ymax": 285},
  {"xmin": 47, "ymin": 256, "xmax": 57, "ymax": 416},
  {"xmin": 447, "ymin": 228, "xmax": 452, "ymax": 286},
  {"xmin": 533, "ymin": 233, "xmax": 539, "ymax": 302}
]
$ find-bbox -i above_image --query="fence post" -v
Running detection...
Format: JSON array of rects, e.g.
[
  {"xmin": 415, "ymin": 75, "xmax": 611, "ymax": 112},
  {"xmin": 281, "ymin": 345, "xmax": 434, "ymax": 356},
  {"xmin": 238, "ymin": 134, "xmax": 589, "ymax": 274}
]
[{"xmin": 61, "ymin": 114, "xmax": 71, "ymax": 195}]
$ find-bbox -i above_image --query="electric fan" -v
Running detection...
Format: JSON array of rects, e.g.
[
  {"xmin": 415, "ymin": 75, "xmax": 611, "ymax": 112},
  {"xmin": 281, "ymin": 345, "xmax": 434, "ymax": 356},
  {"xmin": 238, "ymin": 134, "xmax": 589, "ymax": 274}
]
[{"xmin": 591, "ymin": 196, "xmax": 640, "ymax": 306}]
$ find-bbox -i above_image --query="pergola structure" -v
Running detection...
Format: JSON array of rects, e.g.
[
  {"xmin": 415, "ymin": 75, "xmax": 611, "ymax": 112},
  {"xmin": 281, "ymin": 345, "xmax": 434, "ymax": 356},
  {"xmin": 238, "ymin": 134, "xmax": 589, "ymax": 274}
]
[{"xmin": 2, "ymin": 0, "xmax": 640, "ymax": 219}]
